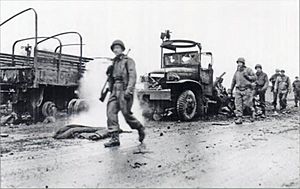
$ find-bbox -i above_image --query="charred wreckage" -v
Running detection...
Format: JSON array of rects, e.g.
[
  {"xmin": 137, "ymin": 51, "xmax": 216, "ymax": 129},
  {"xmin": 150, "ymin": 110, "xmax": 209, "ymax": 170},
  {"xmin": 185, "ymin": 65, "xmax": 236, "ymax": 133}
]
[{"xmin": 0, "ymin": 8, "xmax": 92, "ymax": 124}]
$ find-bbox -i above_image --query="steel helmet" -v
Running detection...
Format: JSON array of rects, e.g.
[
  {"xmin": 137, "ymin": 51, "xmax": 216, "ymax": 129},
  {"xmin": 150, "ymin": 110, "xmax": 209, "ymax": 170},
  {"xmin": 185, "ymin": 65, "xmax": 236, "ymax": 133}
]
[
  {"xmin": 236, "ymin": 57, "xmax": 245, "ymax": 64},
  {"xmin": 110, "ymin": 40, "xmax": 125, "ymax": 51},
  {"xmin": 255, "ymin": 64, "xmax": 262, "ymax": 69}
]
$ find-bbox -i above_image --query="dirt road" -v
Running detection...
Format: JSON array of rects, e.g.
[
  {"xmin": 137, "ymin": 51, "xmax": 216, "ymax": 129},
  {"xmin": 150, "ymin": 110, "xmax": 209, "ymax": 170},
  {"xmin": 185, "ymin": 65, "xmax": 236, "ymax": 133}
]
[{"xmin": 1, "ymin": 107, "xmax": 299, "ymax": 188}]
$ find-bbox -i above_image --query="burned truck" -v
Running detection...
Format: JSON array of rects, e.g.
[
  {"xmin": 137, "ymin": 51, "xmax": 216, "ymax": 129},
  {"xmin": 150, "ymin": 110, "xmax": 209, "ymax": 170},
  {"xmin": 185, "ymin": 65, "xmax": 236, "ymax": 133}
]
[
  {"xmin": 137, "ymin": 31, "xmax": 217, "ymax": 121},
  {"xmin": 0, "ymin": 9, "xmax": 92, "ymax": 123}
]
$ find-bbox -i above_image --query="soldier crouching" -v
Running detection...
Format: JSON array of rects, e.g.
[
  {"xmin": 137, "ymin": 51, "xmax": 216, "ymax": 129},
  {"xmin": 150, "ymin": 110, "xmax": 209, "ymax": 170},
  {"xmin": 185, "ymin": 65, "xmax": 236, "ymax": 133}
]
[{"xmin": 104, "ymin": 40, "xmax": 145, "ymax": 148}]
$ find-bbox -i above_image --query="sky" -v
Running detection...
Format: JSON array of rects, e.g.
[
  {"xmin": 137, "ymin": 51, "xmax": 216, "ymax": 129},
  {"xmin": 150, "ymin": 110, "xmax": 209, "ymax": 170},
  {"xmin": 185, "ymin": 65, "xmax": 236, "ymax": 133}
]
[{"xmin": 0, "ymin": 0, "xmax": 299, "ymax": 87}]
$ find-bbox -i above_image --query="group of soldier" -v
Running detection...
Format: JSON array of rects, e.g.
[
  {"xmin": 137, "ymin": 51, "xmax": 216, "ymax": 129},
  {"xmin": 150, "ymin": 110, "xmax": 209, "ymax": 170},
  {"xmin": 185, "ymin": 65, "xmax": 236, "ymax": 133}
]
[
  {"xmin": 229, "ymin": 57, "xmax": 300, "ymax": 124},
  {"xmin": 103, "ymin": 38, "xmax": 300, "ymax": 146}
]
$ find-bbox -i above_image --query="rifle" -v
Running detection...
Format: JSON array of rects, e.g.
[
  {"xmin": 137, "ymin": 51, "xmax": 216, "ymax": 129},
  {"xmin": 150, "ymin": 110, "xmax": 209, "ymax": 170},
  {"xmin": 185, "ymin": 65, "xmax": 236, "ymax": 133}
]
[
  {"xmin": 216, "ymin": 72, "xmax": 226, "ymax": 81},
  {"xmin": 99, "ymin": 79, "xmax": 110, "ymax": 102},
  {"xmin": 99, "ymin": 49, "xmax": 131, "ymax": 102}
]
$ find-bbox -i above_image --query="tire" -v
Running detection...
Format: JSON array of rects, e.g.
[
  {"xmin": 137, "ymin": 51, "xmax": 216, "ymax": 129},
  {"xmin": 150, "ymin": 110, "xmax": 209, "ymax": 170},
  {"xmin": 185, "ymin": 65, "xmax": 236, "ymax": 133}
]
[
  {"xmin": 73, "ymin": 99, "xmax": 89, "ymax": 114},
  {"xmin": 67, "ymin": 99, "xmax": 78, "ymax": 115},
  {"xmin": 176, "ymin": 90, "xmax": 197, "ymax": 121},
  {"xmin": 42, "ymin": 101, "xmax": 57, "ymax": 117}
]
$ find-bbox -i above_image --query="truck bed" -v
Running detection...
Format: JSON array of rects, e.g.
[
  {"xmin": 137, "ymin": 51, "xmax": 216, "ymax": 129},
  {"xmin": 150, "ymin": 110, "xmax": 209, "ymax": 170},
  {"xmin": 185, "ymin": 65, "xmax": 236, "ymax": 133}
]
[{"xmin": 0, "ymin": 51, "xmax": 93, "ymax": 86}]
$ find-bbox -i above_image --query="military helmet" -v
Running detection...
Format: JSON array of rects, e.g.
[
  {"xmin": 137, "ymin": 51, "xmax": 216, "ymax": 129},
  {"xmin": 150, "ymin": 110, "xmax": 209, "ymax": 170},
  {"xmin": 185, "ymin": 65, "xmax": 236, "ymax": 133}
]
[
  {"xmin": 236, "ymin": 57, "xmax": 245, "ymax": 64},
  {"xmin": 110, "ymin": 40, "xmax": 125, "ymax": 51},
  {"xmin": 280, "ymin": 69, "xmax": 285, "ymax": 73},
  {"xmin": 255, "ymin": 64, "xmax": 262, "ymax": 69}
]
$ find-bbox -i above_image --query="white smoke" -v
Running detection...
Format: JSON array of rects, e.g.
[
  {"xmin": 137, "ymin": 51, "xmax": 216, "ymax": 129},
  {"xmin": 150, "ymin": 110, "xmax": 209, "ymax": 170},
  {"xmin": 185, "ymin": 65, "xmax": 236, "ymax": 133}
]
[{"xmin": 68, "ymin": 59, "xmax": 145, "ymax": 129}]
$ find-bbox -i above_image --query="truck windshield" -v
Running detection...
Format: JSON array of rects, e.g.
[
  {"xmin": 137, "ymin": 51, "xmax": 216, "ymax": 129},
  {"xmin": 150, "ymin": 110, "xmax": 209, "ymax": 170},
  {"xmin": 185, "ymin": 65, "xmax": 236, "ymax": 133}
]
[{"xmin": 164, "ymin": 51, "xmax": 199, "ymax": 67}]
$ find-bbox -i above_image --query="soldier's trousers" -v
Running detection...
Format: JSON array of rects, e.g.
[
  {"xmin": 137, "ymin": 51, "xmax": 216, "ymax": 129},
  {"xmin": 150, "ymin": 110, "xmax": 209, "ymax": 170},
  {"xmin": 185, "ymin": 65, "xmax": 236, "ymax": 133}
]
[
  {"xmin": 272, "ymin": 91, "xmax": 278, "ymax": 108},
  {"xmin": 234, "ymin": 88, "xmax": 255, "ymax": 117},
  {"xmin": 294, "ymin": 91, "xmax": 300, "ymax": 105},
  {"xmin": 254, "ymin": 90, "xmax": 266, "ymax": 114},
  {"xmin": 106, "ymin": 82, "xmax": 143, "ymax": 133},
  {"xmin": 278, "ymin": 92, "xmax": 288, "ymax": 109}
]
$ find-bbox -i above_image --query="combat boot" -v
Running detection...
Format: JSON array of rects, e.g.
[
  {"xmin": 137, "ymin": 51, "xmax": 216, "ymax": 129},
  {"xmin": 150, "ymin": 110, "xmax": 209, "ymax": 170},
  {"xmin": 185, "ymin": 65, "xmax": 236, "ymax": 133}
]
[
  {"xmin": 137, "ymin": 127, "xmax": 145, "ymax": 143},
  {"xmin": 235, "ymin": 117, "xmax": 243, "ymax": 124},
  {"xmin": 104, "ymin": 132, "xmax": 120, "ymax": 148}
]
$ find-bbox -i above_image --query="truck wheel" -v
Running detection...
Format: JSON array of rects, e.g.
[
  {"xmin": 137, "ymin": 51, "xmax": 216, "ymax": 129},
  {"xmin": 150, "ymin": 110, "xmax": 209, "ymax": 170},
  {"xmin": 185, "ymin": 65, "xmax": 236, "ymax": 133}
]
[
  {"xmin": 42, "ymin": 101, "xmax": 57, "ymax": 117},
  {"xmin": 176, "ymin": 90, "xmax": 197, "ymax": 121},
  {"xmin": 73, "ymin": 99, "xmax": 89, "ymax": 114},
  {"xmin": 67, "ymin": 99, "xmax": 78, "ymax": 114}
]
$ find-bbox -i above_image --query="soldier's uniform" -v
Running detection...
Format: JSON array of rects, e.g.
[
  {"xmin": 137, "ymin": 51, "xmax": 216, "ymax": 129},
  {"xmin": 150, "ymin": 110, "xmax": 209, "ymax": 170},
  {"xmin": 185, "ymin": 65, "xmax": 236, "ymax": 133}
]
[
  {"xmin": 274, "ymin": 70, "xmax": 291, "ymax": 110},
  {"xmin": 292, "ymin": 77, "xmax": 300, "ymax": 107},
  {"xmin": 231, "ymin": 57, "xmax": 257, "ymax": 124},
  {"xmin": 269, "ymin": 69, "xmax": 281, "ymax": 110},
  {"xmin": 104, "ymin": 40, "xmax": 145, "ymax": 147},
  {"xmin": 254, "ymin": 64, "xmax": 269, "ymax": 116}
]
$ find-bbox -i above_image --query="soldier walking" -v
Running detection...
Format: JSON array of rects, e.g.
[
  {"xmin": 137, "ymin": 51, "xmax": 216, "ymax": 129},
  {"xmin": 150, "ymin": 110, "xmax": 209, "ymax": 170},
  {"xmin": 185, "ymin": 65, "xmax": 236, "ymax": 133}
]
[
  {"xmin": 253, "ymin": 64, "xmax": 269, "ymax": 118},
  {"xmin": 104, "ymin": 40, "xmax": 145, "ymax": 147},
  {"xmin": 230, "ymin": 57, "xmax": 257, "ymax": 124},
  {"xmin": 274, "ymin": 70, "xmax": 291, "ymax": 111},
  {"xmin": 292, "ymin": 76, "xmax": 300, "ymax": 107},
  {"xmin": 269, "ymin": 69, "xmax": 281, "ymax": 111}
]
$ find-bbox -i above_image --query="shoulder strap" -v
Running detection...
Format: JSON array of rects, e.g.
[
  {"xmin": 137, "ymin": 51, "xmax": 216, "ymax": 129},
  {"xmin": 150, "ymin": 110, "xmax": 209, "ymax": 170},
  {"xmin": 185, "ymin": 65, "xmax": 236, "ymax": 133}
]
[{"xmin": 123, "ymin": 56, "xmax": 129, "ymax": 76}]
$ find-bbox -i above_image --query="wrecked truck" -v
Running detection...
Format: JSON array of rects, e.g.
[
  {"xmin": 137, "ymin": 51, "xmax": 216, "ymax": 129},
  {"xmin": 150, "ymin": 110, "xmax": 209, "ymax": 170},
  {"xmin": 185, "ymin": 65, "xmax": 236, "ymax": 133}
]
[
  {"xmin": 0, "ymin": 9, "xmax": 92, "ymax": 123},
  {"xmin": 137, "ymin": 31, "xmax": 217, "ymax": 121}
]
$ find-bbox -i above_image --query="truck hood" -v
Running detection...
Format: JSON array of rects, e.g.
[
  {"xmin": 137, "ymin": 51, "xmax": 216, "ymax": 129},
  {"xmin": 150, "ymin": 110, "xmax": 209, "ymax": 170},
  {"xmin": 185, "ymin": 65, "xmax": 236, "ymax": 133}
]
[
  {"xmin": 149, "ymin": 67, "xmax": 198, "ymax": 81},
  {"xmin": 150, "ymin": 67, "xmax": 196, "ymax": 74}
]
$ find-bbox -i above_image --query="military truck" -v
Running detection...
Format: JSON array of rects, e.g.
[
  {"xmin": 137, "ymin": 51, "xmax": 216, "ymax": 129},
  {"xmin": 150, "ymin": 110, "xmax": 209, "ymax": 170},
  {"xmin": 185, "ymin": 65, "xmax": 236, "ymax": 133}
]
[
  {"xmin": 137, "ymin": 31, "xmax": 216, "ymax": 121},
  {"xmin": 0, "ymin": 9, "xmax": 92, "ymax": 123}
]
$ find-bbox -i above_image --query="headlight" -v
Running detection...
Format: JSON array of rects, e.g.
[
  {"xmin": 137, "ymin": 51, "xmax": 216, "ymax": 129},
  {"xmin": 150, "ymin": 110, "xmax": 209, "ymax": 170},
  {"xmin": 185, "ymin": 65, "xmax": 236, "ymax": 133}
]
[
  {"xmin": 149, "ymin": 73, "xmax": 165, "ymax": 78},
  {"xmin": 166, "ymin": 73, "xmax": 180, "ymax": 81}
]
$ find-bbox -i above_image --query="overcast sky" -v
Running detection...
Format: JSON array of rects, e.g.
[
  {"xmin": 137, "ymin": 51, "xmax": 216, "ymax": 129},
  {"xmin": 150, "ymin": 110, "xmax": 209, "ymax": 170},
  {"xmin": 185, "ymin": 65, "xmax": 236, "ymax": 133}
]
[{"xmin": 1, "ymin": 0, "xmax": 299, "ymax": 87}]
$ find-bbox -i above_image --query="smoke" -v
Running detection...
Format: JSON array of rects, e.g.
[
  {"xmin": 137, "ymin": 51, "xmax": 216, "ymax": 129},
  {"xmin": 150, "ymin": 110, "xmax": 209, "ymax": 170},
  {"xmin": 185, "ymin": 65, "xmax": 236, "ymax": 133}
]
[{"xmin": 68, "ymin": 59, "xmax": 145, "ymax": 129}]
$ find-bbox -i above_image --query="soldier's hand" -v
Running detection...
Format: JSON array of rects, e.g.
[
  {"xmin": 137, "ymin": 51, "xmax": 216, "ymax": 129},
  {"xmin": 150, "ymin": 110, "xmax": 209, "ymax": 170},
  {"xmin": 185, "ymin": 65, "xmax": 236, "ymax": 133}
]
[
  {"xmin": 243, "ymin": 72, "xmax": 252, "ymax": 81},
  {"xmin": 124, "ymin": 90, "xmax": 133, "ymax": 100}
]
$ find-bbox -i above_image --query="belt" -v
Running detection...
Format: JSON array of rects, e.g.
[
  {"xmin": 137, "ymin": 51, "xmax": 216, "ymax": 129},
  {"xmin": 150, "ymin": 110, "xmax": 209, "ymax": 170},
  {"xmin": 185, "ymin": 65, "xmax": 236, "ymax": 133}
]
[
  {"xmin": 236, "ymin": 86, "xmax": 251, "ymax": 91},
  {"xmin": 113, "ymin": 76, "xmax": 123, "ymax": 81}
]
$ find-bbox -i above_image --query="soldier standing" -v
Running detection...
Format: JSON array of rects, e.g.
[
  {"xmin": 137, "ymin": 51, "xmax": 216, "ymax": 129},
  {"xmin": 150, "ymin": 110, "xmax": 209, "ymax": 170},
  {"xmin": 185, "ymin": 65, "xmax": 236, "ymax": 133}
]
[
  {"xmin": 230, "ymin": 57, "xmax": 257, "ymax": 124},
  {"xmin": 292, "ymin": 76, "xmax": 300, "ymax": 107},
  {"xmin": 104, "ymin": 40, "xmax": 145, "ymax": 148},
  {"xmin": 269, "ymin": 69, "xmax": 281, "ymax": 110},
  {"xmin": 254, "ymin": 64, "xmax": 269, "ymax": 118},
  {"xmin": 274, "ymin": 70, "xmax": 291, "ymax": 111}
]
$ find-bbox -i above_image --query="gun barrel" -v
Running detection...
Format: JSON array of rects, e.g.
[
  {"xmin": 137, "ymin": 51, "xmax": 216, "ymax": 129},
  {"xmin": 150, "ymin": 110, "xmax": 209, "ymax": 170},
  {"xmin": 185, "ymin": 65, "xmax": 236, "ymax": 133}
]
[{"xmin": 219, "ymin": 72, "xmax": 226, "ymax": 78}]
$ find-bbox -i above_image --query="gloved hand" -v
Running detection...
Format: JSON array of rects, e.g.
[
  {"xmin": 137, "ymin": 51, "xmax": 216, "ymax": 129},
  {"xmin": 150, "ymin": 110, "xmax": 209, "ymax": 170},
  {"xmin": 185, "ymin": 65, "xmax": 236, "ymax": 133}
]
[
  {"xmin": 243, "ymin": 72, "xmax": 250, "ymax": 80},
  {"xmin": 124, "ymin": 89, "xmax": 133, "ymax": 100}
]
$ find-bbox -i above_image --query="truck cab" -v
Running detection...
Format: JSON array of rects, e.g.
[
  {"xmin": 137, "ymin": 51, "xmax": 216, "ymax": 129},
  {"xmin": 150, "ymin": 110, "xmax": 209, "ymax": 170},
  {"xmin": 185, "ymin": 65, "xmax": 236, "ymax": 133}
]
[{"xmin": 137, "ymin": 31, "xmax": 214, "ymax": 121}]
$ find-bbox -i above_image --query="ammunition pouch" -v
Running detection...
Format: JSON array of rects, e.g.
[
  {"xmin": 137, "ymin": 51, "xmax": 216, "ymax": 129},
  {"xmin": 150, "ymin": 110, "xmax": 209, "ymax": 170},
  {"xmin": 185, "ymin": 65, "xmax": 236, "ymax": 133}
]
[{"xmin": 236, "ymin": 85, "xmax": 252, "ymax": 91}]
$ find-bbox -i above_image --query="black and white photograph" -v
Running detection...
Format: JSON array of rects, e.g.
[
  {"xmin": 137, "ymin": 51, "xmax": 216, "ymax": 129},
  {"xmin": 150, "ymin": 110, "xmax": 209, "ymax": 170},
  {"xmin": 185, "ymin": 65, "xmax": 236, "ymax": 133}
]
[{"xmin": 0, "ymin": 0, "xmax": 299, "ymax": 188}]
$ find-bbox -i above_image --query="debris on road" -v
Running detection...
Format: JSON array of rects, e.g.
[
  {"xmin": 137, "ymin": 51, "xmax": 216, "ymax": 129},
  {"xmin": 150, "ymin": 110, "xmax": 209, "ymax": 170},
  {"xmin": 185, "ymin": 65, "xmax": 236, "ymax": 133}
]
[{"xmin": 0, "ymin": 133, "xmax": 9, "ymax": 137}]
